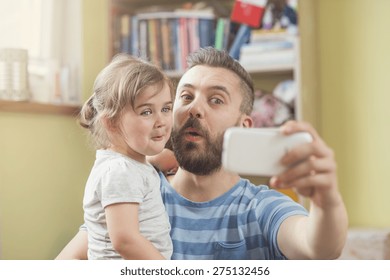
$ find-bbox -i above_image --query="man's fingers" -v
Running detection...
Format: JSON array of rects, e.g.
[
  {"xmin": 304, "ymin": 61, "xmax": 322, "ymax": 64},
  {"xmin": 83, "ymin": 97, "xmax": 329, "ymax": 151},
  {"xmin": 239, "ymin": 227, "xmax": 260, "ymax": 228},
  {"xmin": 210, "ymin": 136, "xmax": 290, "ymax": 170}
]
[
  {"xmin": 278, "ymin": 156, "xmax": 336, "ymax": 184},
  {"xmin": 276, "ymin": 172, "xmax": 334, "ymax": 193}
]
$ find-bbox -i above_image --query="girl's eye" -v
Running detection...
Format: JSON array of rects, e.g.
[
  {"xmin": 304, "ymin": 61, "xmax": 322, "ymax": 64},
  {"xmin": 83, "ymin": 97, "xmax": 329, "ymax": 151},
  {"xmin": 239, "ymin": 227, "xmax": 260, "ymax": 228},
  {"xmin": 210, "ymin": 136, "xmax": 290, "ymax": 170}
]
[
  {"xmin": 141, "ymin": 109, "xmax": 152, "ymax": 116},
  {"xmin": 162, "ymin": 106, "xmax": 172, "ymax": 113}
]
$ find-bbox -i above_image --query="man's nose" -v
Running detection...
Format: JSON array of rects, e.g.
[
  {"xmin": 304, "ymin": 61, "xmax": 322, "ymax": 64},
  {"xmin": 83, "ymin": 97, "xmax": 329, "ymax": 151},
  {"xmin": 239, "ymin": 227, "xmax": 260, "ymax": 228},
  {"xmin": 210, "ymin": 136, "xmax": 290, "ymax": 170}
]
[
  {"xmin": 188, "ymin": 99, "xmax": 204, "ymax": 119},
  {"xmin": 189, "ymin": 111, "xmax": 201, "ymax": 118}
]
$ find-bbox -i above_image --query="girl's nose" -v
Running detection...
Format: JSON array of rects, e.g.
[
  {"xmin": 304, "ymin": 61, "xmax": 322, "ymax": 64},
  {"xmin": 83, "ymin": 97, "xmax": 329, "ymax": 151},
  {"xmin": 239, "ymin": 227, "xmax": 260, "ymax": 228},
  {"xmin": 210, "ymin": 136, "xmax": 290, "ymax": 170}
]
[{"xmin": 154, "ymin": 112, "xmax": 165, "ymax": 128}]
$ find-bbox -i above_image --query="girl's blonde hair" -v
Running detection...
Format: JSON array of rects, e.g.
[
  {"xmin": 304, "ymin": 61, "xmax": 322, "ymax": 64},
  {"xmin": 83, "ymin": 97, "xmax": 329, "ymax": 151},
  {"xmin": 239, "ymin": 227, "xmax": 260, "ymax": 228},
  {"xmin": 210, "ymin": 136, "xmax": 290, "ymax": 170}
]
[{"xmin": 79, "ymin": 53, "xmax": 174, "ymax": 149}]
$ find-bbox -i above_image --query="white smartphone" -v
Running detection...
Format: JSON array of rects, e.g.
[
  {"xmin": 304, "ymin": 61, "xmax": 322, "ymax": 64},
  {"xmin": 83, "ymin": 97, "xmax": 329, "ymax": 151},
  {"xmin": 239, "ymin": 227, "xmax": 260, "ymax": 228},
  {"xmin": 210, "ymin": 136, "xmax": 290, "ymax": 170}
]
[{"xmin": 222, "ymin": 127, "xmax": 313, "ymax": 176}]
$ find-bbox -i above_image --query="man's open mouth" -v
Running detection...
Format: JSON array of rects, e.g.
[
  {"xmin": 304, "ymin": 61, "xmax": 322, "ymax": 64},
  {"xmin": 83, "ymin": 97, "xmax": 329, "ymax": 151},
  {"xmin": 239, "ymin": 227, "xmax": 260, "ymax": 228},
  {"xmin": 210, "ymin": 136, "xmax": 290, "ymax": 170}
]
[{"xmin": 183, "ymin": 128, "xmax": 203, "ymax": 141}]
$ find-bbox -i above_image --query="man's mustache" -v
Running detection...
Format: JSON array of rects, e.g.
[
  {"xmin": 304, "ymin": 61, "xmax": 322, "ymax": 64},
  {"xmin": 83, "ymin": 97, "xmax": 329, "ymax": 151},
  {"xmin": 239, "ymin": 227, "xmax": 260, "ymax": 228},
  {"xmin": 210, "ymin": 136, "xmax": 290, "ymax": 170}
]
[{"xmin": 176, "ymin": 117, "xmax": 208, "ymax": 138}]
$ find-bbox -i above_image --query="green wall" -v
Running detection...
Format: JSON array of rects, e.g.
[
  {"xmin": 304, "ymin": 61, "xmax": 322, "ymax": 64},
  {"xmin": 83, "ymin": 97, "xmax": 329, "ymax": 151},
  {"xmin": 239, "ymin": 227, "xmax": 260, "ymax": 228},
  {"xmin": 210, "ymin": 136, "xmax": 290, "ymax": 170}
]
[
  {"xmin": 316, "ymin": 0, "xmax": 390, "ymax": 227},
  {"xmin": 0, "ymin": 0, "xmax": 108, "ymax": 259},
  {"xmin": 0, "ymin": 113, "xmax": 94, "ymax": 259}
]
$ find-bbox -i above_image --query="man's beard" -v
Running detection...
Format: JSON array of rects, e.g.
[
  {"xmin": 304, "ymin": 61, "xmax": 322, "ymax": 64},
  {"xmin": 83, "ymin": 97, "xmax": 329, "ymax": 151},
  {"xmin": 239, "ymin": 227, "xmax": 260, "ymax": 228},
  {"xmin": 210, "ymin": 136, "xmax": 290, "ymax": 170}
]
[{"xmin": 171, "ymin": 118, "xmax": 224, "ymax": 176}]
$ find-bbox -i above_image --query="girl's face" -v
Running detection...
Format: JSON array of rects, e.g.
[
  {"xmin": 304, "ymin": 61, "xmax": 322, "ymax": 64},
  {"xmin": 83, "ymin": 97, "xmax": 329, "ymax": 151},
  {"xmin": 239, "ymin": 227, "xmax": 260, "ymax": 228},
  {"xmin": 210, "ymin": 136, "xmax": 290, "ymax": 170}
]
[{"xmin": 109, "ymin": 83, "xmax": 173, "ymax": 163}]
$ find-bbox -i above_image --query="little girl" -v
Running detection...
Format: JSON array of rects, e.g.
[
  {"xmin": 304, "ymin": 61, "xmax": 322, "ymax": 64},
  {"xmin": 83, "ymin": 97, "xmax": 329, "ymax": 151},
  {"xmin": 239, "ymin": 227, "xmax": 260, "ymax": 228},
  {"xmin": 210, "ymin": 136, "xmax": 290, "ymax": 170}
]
[{"xmin": 79, "ymin": 54, "xmax": 174, "ymax": 259}]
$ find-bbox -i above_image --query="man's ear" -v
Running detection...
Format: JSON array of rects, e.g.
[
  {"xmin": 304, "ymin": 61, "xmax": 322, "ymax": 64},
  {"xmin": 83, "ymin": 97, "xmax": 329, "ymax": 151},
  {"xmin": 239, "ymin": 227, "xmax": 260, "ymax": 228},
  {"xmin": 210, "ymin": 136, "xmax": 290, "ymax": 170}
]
[{"xmin": 241, "ymin": 115, "xmax": 253, "ymax": 128}]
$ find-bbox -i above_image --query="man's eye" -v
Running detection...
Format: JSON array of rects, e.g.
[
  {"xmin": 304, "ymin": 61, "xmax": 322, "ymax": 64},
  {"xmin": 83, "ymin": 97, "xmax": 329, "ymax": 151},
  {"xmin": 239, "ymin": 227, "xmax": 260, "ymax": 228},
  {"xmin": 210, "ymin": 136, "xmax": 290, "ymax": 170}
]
[
  {"xmin": 210, "ymin": 97, "xmax": 223, "ymax": 105},
  {"xmin": 180, "ymin": 93, "xmax": 193, "ymax": 101}
]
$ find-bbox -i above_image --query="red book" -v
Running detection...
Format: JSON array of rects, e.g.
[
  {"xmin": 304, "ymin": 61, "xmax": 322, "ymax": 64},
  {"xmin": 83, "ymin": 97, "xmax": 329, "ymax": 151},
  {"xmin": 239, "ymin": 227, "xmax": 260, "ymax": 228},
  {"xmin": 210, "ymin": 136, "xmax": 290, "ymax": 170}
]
[
  {"xmin": 230, "ymin": 0, "xmax": 267, "ymax": 28},
  {"xmin": 179, "ymin": 17, "xmax": 189, "ymax": 71}
]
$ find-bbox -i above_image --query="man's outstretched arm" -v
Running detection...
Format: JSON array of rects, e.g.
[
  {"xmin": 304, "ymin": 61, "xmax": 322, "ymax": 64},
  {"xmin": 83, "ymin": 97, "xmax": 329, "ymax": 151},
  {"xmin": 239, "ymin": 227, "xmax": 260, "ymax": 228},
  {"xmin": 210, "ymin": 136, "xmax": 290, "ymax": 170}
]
[{"xmin": 272, "ymin": 121, "xmax": 348, "ymax": 259}]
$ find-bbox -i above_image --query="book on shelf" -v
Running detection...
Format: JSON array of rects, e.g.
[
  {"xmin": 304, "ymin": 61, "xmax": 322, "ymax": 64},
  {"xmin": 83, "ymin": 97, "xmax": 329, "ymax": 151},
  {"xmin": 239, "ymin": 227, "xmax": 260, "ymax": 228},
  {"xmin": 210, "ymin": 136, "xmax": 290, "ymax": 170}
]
[
  {"xmin": 149, "ymin": 18, "xmax": 163, "ymax": 68},
  {"xmin": 199, "ymin": 18, "xmax": 215, "ymax": 48},
  {"xmin": 188, "ymin": 17, "xmax": 200, "ymax": 54},
  {"xmin": 250, "ymin": 29, "xmax": 297, "ymax": 42},
  {"xmin": 138, "ymin": 18, "xmax": 149, "ymax": 59},
  {"xmin": 237, "ymin": 27, "xmax": 296, "ymax": 72},
  {"xmin": 239, "ymin": 48, "xmax": 295, "ymax": 71},
  {"xmin": 228, "ymin": 24, "xmax": 251, "ymax": 60},
  {"xmin": 178, "ymin": 17, "xmax": 189, "ymax": 71},
  {"xmin": 120, "ymin": 14, "xmax": 131, "ymax": 54},
  {"xmin": 130, "ymin": 16, "xmax": 139, "ymax": 56},
  {"xmin": 230, "ymin": 0, "xmax": 267, "ymax": 28},
  {"xmin": 214, "ymin": 18, "xmax": 232, "ymax": 51},
  {"xmin": 160, "ymin": 17, "xmax": 172, "ymax": 70},
  {"xmin": 172, "ymin": 18, "xmax": 181, "ymax": 71},
  {"xmin": 214, "ymin": 18, "xmax": 225, "ymax": 50},
  {"xmin": 240, "ymin": 39, "xmax": 294, "ymax": 55}
]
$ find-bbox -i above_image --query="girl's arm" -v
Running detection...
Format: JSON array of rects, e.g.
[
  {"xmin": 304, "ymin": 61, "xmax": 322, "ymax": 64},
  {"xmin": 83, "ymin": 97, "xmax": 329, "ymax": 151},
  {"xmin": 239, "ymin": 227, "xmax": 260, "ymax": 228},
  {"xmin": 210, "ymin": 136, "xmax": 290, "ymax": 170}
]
[
  {"xmin": 55, "ymin": 230, "xmax": 88, "ymax": 260},
  {"xmin": 147, "ymin": 148, "xmax": 178, "ymax": 176},
  {"xmin": 105, "ymin": 202, "xmax": 166, "ymax": 260}
]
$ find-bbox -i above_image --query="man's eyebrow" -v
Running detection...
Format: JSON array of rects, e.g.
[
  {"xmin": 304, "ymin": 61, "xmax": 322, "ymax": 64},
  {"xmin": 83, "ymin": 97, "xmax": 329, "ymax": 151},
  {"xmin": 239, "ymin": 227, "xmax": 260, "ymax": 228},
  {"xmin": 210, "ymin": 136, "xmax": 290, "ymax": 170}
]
[
  {"xmin": 178, "ymin": 84, "xmax": 230, "ymax": 96},
  {"xmin": 209, "ymin": 85, "xmax": 230, "ymax": 96},
  {"xmin": 178, "ymin": 83, "xmax": 195, "ymax": 90}
]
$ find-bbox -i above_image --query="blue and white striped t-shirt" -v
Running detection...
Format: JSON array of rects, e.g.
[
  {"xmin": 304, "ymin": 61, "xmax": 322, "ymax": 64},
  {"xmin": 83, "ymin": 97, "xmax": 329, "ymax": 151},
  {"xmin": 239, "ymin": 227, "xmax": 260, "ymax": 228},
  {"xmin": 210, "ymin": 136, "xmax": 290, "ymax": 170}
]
[{"xmin": 160, "ymin": 173, "xmax": 308, "ymax": 260}]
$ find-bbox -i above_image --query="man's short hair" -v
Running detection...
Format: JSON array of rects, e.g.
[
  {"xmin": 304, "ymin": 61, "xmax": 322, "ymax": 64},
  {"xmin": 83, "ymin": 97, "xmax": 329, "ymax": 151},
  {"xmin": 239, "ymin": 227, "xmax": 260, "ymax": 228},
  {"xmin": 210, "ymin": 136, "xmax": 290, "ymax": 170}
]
[{"xmin": 186, "ymin": 47, "xmax": 254, "ymax": 115}]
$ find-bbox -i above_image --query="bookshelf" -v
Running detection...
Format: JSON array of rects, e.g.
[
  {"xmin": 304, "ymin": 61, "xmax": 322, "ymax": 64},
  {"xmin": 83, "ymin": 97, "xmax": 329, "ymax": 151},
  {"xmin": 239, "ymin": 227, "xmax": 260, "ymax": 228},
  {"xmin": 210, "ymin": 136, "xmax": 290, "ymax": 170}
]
[{"xmin": 108, "ymin": 0, "xmax": 301, "ymax": 119}]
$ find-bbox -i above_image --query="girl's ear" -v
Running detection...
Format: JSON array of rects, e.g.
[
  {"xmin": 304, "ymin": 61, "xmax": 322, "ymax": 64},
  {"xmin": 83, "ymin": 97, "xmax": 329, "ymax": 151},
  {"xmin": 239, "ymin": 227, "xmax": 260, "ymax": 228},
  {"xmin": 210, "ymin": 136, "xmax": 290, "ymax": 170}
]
[{"xmin": 102, "ymin": 116, "xmax": 118, "ymax": 132}]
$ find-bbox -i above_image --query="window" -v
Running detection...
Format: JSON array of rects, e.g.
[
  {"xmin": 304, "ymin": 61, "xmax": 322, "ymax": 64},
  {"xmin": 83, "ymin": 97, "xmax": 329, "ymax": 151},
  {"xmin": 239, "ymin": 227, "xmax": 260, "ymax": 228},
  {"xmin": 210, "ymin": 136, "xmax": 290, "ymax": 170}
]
[{"xmin": 0, "ymin": 0, "xmax": 82, "ymax": 105}]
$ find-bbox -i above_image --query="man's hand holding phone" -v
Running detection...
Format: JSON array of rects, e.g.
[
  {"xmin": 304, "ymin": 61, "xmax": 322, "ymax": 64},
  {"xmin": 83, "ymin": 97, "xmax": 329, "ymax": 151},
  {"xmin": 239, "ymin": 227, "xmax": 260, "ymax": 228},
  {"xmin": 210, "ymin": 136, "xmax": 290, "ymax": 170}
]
[{"xmin": 222, "ymin": 121, "xmax": 341, "ymax": 208}]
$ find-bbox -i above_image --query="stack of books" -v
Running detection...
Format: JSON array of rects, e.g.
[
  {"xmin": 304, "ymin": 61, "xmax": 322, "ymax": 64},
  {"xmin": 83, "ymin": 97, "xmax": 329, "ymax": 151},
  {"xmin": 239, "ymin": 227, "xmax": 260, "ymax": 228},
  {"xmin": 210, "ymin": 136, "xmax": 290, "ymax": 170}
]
[{"xmin": 239, "ymin": 30, "xmax": 296, "ymax": 72}]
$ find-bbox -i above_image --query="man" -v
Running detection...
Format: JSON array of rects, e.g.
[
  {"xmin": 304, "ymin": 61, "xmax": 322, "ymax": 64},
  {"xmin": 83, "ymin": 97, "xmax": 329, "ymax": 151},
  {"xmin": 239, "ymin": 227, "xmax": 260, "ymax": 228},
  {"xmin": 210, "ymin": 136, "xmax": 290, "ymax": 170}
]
[{"xmin": 56, "ymin": 47, "xmax": 348, "ymax": 260}]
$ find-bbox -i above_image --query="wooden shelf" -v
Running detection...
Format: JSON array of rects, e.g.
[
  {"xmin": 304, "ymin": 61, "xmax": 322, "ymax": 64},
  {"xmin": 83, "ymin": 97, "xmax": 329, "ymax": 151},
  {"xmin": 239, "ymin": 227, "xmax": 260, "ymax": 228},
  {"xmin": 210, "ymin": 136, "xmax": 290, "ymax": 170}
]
[
  {"xmin": 165, "ymin": 65, "xmax": 294, "ymax": 79},
  {"xmin": 0, "ymin": 100, "xmax": 81, "ymax": 116}
]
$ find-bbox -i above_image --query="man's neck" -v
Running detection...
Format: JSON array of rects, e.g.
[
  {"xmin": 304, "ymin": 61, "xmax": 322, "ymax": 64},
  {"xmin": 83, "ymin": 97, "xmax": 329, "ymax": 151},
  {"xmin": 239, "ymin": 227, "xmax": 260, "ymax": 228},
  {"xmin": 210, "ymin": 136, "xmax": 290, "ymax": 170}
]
[{"xmin": 169, "ymin": 167, "xmax": 241, "ymax": 202}]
